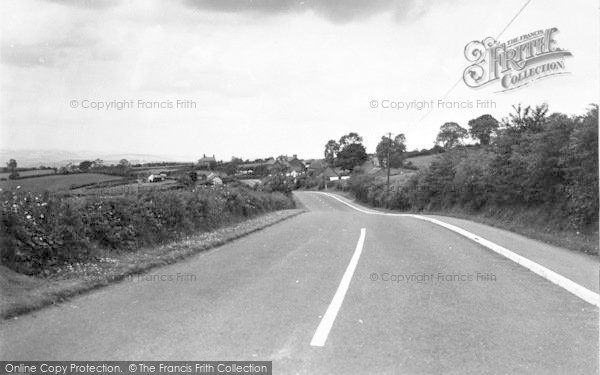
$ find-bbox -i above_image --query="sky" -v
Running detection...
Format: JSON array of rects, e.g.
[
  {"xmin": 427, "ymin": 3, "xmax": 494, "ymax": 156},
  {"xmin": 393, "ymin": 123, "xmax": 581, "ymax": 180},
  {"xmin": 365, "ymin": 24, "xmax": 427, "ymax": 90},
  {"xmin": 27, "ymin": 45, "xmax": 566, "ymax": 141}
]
[{"xmin": 0, "ymin": 0, "xmax": 598, "ymax": 162}]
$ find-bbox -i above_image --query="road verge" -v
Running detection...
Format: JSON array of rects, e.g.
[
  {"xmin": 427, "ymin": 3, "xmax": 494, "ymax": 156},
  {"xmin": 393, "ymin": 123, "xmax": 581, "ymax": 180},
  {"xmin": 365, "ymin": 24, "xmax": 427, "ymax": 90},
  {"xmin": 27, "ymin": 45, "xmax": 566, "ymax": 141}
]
[{"xmin": 1, "ymin": 209, "xmax": 304, "ymax": 320}]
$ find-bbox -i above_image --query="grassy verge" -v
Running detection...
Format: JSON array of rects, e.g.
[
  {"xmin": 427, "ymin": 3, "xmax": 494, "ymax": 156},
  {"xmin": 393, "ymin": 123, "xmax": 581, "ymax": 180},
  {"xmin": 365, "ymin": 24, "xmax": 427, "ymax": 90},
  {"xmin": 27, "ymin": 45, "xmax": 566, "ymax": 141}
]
[
  {"xmin": 1, "ymin": 209, "xmax": 303, "ymax": 320},
  {"xmin": 421, "ymin": 207, "xmax": 598, "ymax": 256},
  {"xmin": 330, "ymin": 190, "xmax": 598, "ymax": 256}
]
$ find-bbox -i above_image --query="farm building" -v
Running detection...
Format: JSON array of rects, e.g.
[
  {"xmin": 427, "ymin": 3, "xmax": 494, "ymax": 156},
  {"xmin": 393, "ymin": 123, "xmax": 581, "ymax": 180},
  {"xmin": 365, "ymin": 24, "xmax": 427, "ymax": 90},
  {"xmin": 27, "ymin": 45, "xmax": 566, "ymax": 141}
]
[
  {"xmin": 318, "ymin": 167, "xmax": 339, "ymax": 181},
  {"xmin": 148, "ymin": 174, "xmax": 166, "ymax": 182},
  {"xmin": 198, "ymin": 154, "xmax": 217, "ymax": 169}
]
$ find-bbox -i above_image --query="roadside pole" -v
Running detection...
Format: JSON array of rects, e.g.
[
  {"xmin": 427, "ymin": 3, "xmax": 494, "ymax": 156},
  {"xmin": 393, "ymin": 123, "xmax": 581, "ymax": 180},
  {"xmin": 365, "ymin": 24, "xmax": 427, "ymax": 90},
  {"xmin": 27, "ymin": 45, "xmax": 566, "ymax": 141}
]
[{"xmin": 386, "ymin": 132, "xmax": 392, "ymax": 207}]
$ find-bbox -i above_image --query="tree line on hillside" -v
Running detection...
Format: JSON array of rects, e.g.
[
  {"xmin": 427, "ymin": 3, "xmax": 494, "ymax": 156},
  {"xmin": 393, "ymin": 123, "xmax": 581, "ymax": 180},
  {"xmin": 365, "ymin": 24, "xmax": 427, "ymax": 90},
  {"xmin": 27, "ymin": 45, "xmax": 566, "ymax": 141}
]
[
  {"xmin": 347, "ymin": 103, "xmax": 599, "ymax": 231},
  {"xmin": 324, "ymin": 132, "xmax": 413, "ymax": 170},
  {"xmin": 2, "ymin": 160, "xmax": 57, "ymax": 180}
]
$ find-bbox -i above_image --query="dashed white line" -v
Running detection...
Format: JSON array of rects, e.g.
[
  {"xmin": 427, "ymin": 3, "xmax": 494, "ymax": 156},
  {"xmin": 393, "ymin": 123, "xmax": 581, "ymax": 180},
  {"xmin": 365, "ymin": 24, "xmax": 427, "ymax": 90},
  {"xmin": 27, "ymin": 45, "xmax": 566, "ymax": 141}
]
[{"xmin": 310, "ymin": 228, "xmax": 367, "ymax": 347}]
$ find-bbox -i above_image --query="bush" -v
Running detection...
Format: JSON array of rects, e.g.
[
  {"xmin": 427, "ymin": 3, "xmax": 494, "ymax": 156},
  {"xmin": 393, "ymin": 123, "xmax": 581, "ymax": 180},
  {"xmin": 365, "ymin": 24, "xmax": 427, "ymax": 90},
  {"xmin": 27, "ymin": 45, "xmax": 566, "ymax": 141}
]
[
  {"xmin": 344, "ymin": 104, "xmax": 599, "ymax": 233},
  {"xmin": 0, "ymin": 185, "xmax": 295, "ymax": 275},
  {"xmin": 404, "ymin": 105, "xmax": 599, "ymax": 229},
  {"xmin": 403, "ymin": 161, "xmax": 418, "ymax": 170},
  {"xmin": 263, "ymin": 174, "xmax": 294, "ymax": 194}
]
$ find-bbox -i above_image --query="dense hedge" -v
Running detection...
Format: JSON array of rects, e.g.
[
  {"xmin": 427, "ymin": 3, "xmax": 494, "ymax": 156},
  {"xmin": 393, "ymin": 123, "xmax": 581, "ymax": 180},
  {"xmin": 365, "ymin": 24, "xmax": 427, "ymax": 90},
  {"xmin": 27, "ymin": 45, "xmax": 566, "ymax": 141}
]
[
  {"xmin": 1, "ymin": 185, "xmax": 294, "ymax": 275},
  {"xmin": 349, "ymin": 104, "xmax": 599, "ymax": 230}
]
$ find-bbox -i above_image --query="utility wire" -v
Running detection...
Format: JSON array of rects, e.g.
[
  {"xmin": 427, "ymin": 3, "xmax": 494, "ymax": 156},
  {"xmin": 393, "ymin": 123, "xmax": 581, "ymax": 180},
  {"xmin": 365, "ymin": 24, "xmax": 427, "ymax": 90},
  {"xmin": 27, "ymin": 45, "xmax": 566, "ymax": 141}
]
[
  {"xmin": 495, "ymin": 0, "xmax": 533, "ymax": 40},
  {"xmin": 417, "ymin": 0, "xmax": 533, "ymax": 124}
]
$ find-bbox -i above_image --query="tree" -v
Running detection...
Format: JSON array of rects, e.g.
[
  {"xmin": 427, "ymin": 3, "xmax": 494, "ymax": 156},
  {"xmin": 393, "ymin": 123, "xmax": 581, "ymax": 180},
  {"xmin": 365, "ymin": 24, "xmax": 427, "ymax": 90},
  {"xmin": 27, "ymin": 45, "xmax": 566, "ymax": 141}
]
[
  {"xmin": 436, "ymin": 122, "xmax": 468, "ymax": 149},
  {"xmin": 224, "ymin": 163, "xmax": 238, "ymax": 176},
  {"xmin": 503, "ymin": 103, "xmax": 548, "ymax": 133},
  {"xmin": 559, "ymin": 104, "xmax": 598, "ymax": 225},
  {"xmin": 118, "ymin": 159, "xmax": 131, "ymax": 168},
  {"xmin": 339, "ymin": 132, "xmax": 363, "ymax": 147},
  {"xmin": 336, "ymin": 143, "xmax": 368, "ymax": 171},
  {"xmin": 324, "ymin": 140, "xmax": 340, "ymax": 165},
  {"xmin": 92, "ymin": 159, "xmax": 104, "ymax": 169},
  {"xmin": 468, "ymin": 114, "xmax": 499, "ymax": 145},
  {"xmin": 6, "ymin": 159, "xmax": 18, "ymax": 179},
  {"xmin": 324, "ymin": 132, "xmax": 369, "ymax": 171},
  {"xmin": 264, "ymin": 173, "xmax": 293, "ymax": 194},
  {"xmin": 375, "ymin": 133, "xmax": 407, "ymax": 168},
  {"xmin": 254, "ymin": 164, "xmax": 269, "ymax": 177},
  {"xmin": 79, "ymin": 160, "xmax": 93, "ymax": 172},
  {"xmin": 225, "ymin": 157, "xmax": 243, "ymax": 175}
]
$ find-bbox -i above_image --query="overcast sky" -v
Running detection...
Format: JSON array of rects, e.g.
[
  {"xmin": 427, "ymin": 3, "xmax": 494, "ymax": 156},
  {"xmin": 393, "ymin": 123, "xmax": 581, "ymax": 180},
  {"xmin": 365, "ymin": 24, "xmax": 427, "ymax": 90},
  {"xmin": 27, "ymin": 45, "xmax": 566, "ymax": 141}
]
[{"xmin": 1, "ymin": 0, "xmax": 598, "ymax": 161}]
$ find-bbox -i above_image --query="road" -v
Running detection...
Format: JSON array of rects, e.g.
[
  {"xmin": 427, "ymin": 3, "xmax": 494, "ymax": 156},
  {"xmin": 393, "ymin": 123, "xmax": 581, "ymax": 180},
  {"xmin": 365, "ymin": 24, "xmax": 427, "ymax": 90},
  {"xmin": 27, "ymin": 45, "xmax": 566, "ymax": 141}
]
[{"xmin": 1, "ymin": 191, "xmax": 598, "ymax": 374}]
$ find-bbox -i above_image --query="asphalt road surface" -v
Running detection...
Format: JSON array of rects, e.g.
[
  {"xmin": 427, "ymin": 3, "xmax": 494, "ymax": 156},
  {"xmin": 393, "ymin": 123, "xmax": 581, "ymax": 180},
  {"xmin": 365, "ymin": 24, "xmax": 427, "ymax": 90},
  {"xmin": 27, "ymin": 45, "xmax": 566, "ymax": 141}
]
[{"xmin": 2, "ymin": 191, "xmax": 598, "ymax": 374}]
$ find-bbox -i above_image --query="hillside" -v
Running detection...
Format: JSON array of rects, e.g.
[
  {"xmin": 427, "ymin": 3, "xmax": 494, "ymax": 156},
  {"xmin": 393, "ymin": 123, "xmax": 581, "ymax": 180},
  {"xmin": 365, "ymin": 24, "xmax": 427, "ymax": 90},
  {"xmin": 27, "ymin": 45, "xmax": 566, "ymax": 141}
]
[
  {"xmin": 404, "ymin": 154, "xmax": 440, "ymax": 170},
  {"xmin": 0, "ymin": 149, "xmax": 186, "ymax": 168}
]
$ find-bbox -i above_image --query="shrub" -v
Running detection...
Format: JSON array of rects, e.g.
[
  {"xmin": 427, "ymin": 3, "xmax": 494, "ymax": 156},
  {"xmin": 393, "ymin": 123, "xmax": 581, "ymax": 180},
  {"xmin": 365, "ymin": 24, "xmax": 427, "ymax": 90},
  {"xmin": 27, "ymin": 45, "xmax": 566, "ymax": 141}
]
[
  {"xmin": 0, "ymin": 185, "xmax": 295, "ymax": 275},
  {"xmin": 344, "ymin": 104, "xmax": 599, "ymax": 233},
  {"xmin": 263, "ymin": 174, "xmax": 294, "ymax": 194}
]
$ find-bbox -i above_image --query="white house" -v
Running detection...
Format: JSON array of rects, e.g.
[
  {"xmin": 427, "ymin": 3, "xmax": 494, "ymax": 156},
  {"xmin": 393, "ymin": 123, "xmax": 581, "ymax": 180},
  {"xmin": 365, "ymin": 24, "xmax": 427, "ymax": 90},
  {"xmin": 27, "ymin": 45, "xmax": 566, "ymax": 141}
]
[{"xmin": 148, "ymin": 174, "xmax": 165, "ymax": 183}]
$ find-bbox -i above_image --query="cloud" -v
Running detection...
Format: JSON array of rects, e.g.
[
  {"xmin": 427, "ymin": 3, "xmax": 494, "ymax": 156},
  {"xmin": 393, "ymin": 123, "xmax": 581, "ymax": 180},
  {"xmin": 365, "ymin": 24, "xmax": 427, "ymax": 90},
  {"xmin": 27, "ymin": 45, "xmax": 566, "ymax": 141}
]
[
  {"xmin": 43, "ymin": 0, "xmax": 119, "ymax": 10},
  {"xmin": 182, "ymin": 0, "xmax": 433, "ymax": 22},
  {"xmin": 1, "ymin": 31, "xmax": 105, "ymax": 68},
  {"xmin": 1, "ymin": 2, "xmax": 117, "ymax": 69},
  {"xmin": 1, "ymin": 43, "xmax": 58, "ymax": 67}
]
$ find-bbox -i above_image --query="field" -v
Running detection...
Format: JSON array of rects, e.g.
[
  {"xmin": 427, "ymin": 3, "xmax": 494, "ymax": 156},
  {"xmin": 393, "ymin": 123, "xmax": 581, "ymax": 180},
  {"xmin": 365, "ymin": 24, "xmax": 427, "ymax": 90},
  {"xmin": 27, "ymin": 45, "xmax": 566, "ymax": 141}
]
[
  {"xmin": 0, "ymin": 169, "xmax": 55, "ymax": 179},
  {"xmin": 0, "ymin": 173, "xmax": 123, "ymax": 193},
  {"xmin": 389, "ymin": 171, "xmax": 417, "ymax": 187},
  {"xmin": 365, "ymin": 166, "xmax": 417, "ymax": 186},
  {"xmin": 132, "ymin": 165, "xmax": 190, "ymax": 174},
  {"xmin": 404, "ymin": 154, "xmax": 440, "ymax": 170},
  {"xmin": 72, "ymin": 179, "xmax": 178, "ymax": 195},
  {"xmin": 239, "ymin": 179, "xmax": 261, "ymax": 187}
]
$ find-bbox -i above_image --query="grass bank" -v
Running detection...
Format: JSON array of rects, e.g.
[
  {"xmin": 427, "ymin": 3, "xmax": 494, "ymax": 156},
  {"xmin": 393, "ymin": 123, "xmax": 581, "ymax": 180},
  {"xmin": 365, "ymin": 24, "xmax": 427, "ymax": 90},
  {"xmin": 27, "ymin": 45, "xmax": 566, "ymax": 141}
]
[
  {"xmin": 332, "ymin": 190, "xmax": 598, "ymax": 256},
  {"xmin": 422, "ymin": 206, "xmax": 598, "ymax": 256},
  {"xmin": 1, "ymin": 209, "xmax": 303, "ymax": 320}
]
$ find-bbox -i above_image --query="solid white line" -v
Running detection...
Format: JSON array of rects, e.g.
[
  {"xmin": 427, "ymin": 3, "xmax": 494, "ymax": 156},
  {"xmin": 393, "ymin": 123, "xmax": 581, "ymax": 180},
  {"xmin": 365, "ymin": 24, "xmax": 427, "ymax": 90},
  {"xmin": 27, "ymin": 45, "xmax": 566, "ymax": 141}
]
[
  {"xmin": 316, "ymin": 192, "xmax": 600, "ymax": 308},
  {"xmin": 412, "ymin": 215, "xmax": 600, "ymax": 308},
  {"xmin": 310, "ymin": 228, "xmax": 367, "ymax": 347}
]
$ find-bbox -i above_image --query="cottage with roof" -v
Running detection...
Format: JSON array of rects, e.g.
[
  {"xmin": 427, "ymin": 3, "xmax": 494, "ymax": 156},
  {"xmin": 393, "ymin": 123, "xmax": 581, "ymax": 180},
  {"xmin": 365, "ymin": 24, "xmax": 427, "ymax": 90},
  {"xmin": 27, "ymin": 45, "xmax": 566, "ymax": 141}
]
[{"xmin": 198, "ymin": 154, "xmax": 216, "ymax": 169}]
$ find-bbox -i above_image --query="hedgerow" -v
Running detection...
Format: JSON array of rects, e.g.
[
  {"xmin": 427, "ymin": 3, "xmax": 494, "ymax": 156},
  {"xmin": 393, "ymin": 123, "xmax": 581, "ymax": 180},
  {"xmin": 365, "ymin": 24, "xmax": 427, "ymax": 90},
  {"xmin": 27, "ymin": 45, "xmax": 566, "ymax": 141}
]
[
  {"xmin": 348, "ymin": 104, "xmax": 599, "ymax": 231},
  {"xmin": 0, "ymin": 185, "xmax": 294, "ymax": 275}
]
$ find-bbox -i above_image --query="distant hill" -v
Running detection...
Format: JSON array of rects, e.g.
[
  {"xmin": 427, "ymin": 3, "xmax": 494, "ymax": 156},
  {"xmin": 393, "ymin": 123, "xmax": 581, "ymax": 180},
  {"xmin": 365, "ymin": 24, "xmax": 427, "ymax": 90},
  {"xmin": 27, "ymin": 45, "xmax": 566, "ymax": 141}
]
[{"xmin": 0, "ymin": 149, "xmax": 186, "ymax": 168}]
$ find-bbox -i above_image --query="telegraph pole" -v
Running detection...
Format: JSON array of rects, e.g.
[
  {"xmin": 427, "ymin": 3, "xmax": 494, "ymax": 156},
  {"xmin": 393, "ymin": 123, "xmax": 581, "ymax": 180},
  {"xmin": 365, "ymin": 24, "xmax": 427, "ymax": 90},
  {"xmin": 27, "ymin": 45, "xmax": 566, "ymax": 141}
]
[{"xmin": 386, "ymin": 132, "xmax": 392, "ymax": 205}]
